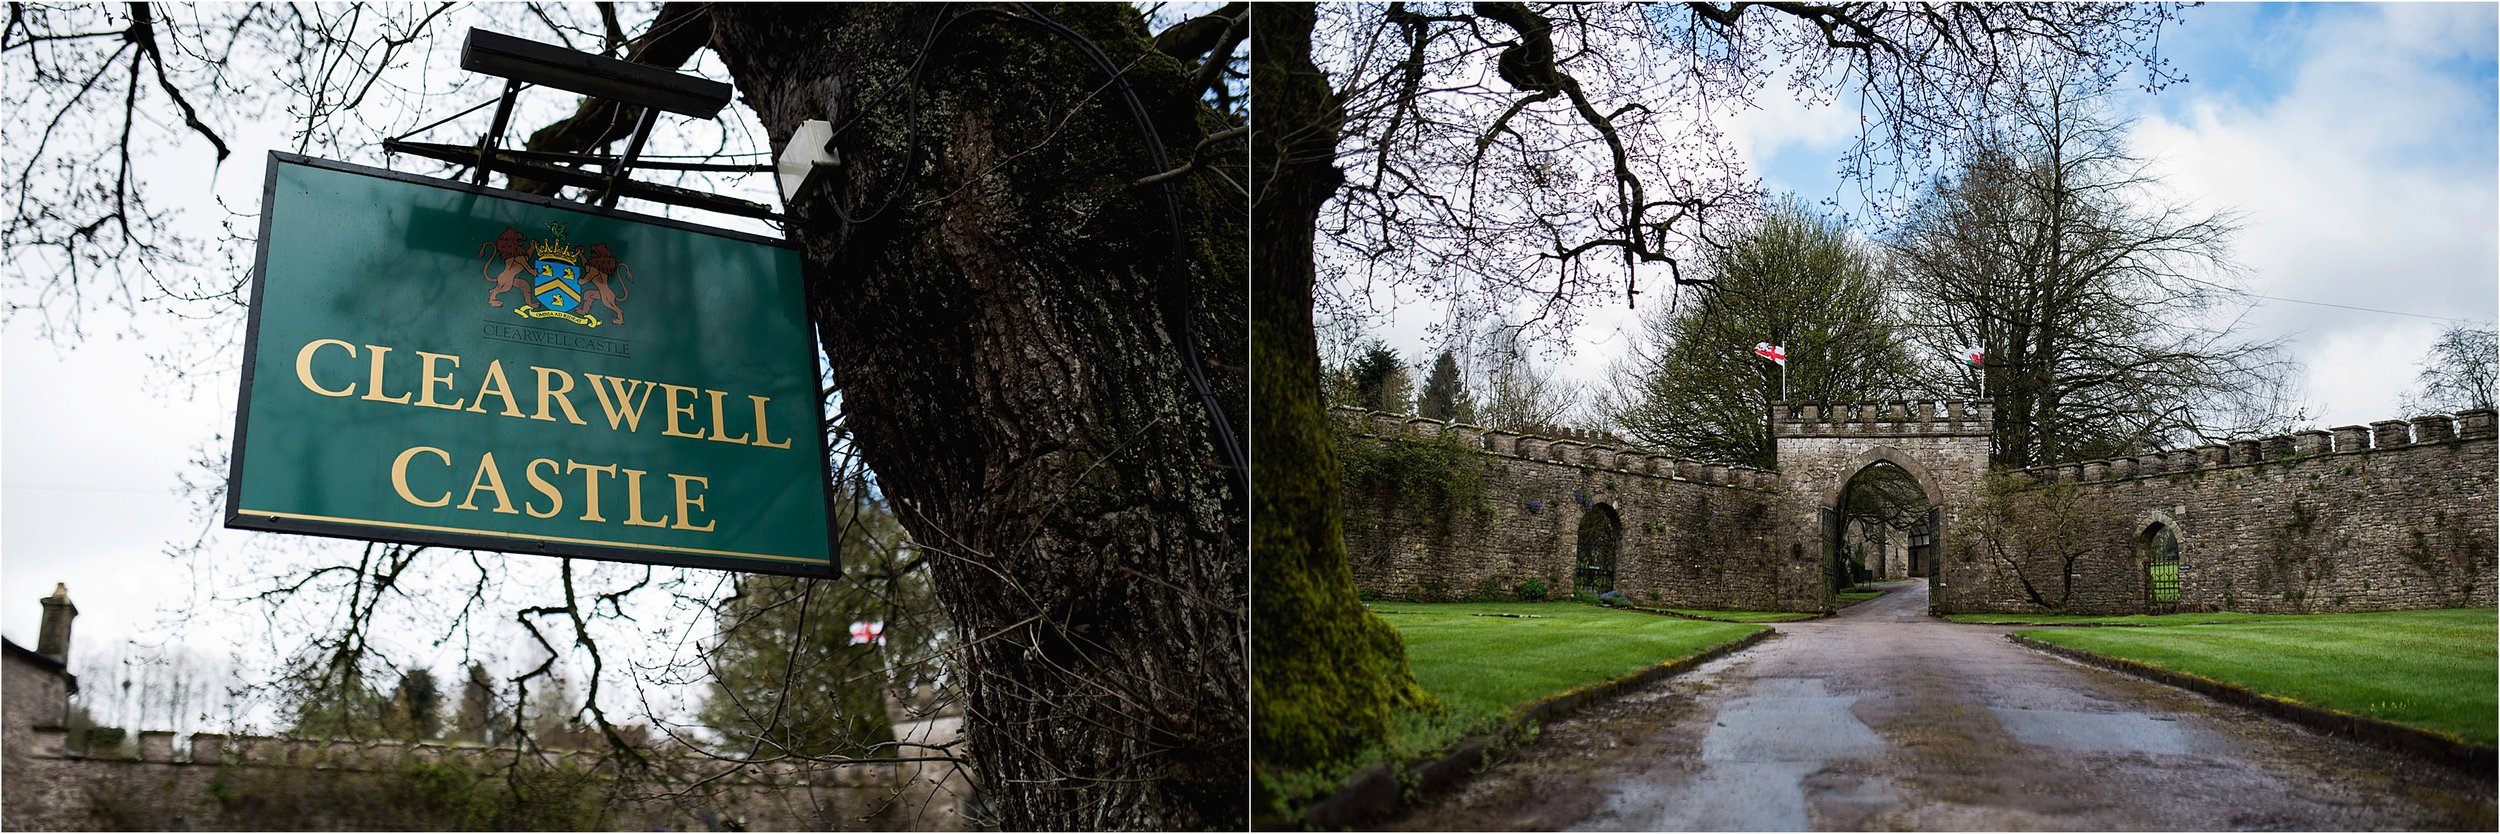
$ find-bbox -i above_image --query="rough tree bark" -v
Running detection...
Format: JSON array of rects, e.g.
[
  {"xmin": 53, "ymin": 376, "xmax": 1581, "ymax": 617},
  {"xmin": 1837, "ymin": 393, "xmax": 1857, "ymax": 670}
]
[
  {"xmin": 709, "ymin": 5, "xmax": 1246, "ymax": 830},
  {"xmin": 1250, "ymin": 1, "xmax": 1435, "ymax": 790}
]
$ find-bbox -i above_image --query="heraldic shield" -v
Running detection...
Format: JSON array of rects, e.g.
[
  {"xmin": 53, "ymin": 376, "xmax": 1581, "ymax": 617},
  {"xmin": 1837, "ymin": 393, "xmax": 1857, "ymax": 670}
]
[
  {"xmin": 534, "ymin": 255, "xmax": 585, "ymax": 314},
  {"xmin": 481, "ymin": 221, "xmax": 611, "ymax": 327}
]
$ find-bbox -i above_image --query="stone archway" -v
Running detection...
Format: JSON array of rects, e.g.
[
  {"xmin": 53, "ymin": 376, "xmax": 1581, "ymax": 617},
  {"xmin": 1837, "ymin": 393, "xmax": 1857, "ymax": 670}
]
[
  {"xmin": 1825, "ymin": 454, "xmax": 1941, "ymax": 591},
  {"xmin": 2136, "ymin": 510, "xmax": 2186, "ymax": 612},
  {"xmin": 1574, "ymin": 503, "xmax": 1623, "ymax": 594},
  {"xmin": 1773, "ymin": 401, "xmax": 1995, "ymax": 612}
]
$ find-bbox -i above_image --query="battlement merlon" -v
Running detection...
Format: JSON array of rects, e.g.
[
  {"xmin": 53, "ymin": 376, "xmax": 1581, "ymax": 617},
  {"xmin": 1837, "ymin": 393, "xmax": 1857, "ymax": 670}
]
[
  {"xmin": 2013, "ymin": 408, "xmax": 2497, "ymax": 484},
  {"xmin": 1327, "ymin": 406, "xmax": 1776, "ymax": 490},
  {"xmin": 1770, "ymin": 399, "xmax": 1995, "ymax": 438}
]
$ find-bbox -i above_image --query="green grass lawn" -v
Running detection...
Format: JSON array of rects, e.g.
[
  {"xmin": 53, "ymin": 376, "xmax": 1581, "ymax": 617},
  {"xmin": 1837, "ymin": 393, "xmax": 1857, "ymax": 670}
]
[
  {"xmin": 2014, "ymin": 608, "xmax": 2497, "ymax": 746},
  {"xmin": 1374, "ymin": 602, "xmax": 1765, "ymax": 717},
  {"xmin": 1948, "ymin": 611, "xmax": 2292, "ymax": 626},
  {"xmin": 1662, "ymin": 609, "xmax": 1821, "ymax": 623},
  {"xmin": 1260, "ymin": 603, "xmax": 1764, "ymax": 817},
  {"xmin": 1836, "ymin": 588, "xmax": 1885, "ymax": 607}
]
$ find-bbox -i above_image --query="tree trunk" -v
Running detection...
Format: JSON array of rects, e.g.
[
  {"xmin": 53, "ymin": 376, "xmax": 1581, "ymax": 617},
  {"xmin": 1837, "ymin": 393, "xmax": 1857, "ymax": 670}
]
[
  {"xmin": 710, "ymin": 6, "xmax": 1246, "ymax": 829},
  {"xmin": 1249, "ymin": 1, "xmax": 1436, "ymax": 794}
]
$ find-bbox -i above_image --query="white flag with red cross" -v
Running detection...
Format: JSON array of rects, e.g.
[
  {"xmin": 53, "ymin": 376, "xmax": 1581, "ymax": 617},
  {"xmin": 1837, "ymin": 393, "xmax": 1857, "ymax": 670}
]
[
  {"xmin": 849, "ymin": 620, "xmax": 885, "ymax": 646},
  {"xmin": 1753, "ymin": 342, "xmax": 1787, "ymax": 366}
]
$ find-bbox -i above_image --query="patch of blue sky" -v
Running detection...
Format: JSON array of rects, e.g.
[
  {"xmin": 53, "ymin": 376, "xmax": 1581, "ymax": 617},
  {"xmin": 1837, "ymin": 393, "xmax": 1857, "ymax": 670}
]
[
  {"xmin": 2137, "ymin": 2, "xmax": 2314, "ymax": 114},
  {"xmin": 1751, "ymin": 3, "xmax": 2496, "ymax": 224}
]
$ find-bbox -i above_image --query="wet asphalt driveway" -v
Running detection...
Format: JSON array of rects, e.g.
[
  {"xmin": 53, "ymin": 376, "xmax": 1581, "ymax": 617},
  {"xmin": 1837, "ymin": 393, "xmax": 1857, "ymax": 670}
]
[{"xmin": 1389, "ymin": 580, "xmax": 2496, "ymax": 831}]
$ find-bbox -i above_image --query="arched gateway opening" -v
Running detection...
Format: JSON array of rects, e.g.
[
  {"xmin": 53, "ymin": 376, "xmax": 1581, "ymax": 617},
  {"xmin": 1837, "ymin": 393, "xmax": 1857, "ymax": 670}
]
[
  {"xmin": 1775, "ymin": 401, "xmax": 1993, "ymax": 614},
  {"xmin": 1574, "ymin": 503, "xmax": 1623, "ymax": 594},
  {"xmin": 2142, "ymin": 521, "xmax": 2182, "ymax": 611},
  {"xmin": 1829, "ymin": 461, "xmax": 1935, "ymax": 587}
]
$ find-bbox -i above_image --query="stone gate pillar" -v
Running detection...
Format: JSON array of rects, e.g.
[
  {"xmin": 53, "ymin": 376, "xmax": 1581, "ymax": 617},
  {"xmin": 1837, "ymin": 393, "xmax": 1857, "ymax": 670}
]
[{"xmin": 1771, "ymin": 400, "xmax": 1994, "ymax": 612}]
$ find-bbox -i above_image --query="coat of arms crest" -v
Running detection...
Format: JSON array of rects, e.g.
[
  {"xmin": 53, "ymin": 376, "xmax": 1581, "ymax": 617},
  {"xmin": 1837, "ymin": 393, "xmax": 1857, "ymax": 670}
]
[{"xmin": 478, "ymin": 222, "xmax": 632, "ymax": 327}]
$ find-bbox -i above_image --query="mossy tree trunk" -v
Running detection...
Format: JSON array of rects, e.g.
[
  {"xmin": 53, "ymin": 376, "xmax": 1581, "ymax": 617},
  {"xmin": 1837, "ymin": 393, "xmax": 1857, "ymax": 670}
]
[
  {"xmin": 1249, "ymin": 2, "xmax": 1436, "ymax": 785},
  {"xmin": 711, "ymin": 5, "xmax": 1246, "ymax": 829}
]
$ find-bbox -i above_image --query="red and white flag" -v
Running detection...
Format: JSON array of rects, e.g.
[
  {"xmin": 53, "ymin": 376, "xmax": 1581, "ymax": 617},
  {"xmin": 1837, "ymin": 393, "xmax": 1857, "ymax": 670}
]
[
  {"xmin": 1955, "ymin": 347, "xmax": 1984, "ymax": 368},
  {"xmin": 1753, "ymin": 342, "xmax": 1787, "ymax": 366},
  {"xmin": 849, "ymin": 620, "xmax": 885, "ymax": 646}
]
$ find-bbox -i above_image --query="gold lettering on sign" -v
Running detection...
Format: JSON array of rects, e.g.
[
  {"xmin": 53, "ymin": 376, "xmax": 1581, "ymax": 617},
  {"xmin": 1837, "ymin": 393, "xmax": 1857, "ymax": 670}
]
[
  {"xmin": 585, "ymin": 374, "xmax": 655, "ymax": 432},
  {"xmin": 464, "ymin": 360, "xmax": 526, "ymax": 418},
  {"xmin": 389, "ymin": 446, "xmax": 452, "ymax": 507},
  {"xmin": 750, "ymin": 395, "xmax": 793, "ymax": 450},
  {"xmin": 565, "ymin": 460, "xmax": 617, "ymax": 523},
  {"xmin": 523, "ymin": 457, "xmax": 564, "ymax": 519},
  {"xmin": 295, "ymin": 339, "xmax": 358, "ymax": 397},
  {"xmin": 660, "ymin": 384, "xmax": 707, "ymax": 440},
  {"xmin": 530, "ymin": 366, "xmax": 588, "ymax": 425},
  {"xmin": 621, "ymin": 468, "xmax": 671, "ymax": 528},
  {"xmin": 414, "ymin": 352, "xmax": 466, "ymax": 411},
  {"xmin": 706, "ymin": 389, "xmax": 751, "ymax": 445},
  {"xmin": 362, "ymin": 346, "xmax": 413, "ymax": 404},
  {"xmin": 456, "ymin": 451, "xmax": 517, "ymax": 514},
  {"xmin": 668, "ymin": 474, "xmax": 716, "ymax": 532}
]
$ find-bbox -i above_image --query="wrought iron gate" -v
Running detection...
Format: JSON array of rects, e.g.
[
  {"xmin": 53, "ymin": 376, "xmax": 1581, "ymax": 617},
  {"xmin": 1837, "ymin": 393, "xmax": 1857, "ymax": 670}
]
[{"xmin": 2146, "ymin": 523, "xmax": 2181, "ymax": 610}]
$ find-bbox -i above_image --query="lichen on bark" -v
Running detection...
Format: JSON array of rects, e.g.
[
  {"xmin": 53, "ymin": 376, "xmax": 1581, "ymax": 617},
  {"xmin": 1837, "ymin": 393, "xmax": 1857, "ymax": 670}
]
[{"xmin": 710, "ymin": 5, "xmax": 1245, "ymax": 829}]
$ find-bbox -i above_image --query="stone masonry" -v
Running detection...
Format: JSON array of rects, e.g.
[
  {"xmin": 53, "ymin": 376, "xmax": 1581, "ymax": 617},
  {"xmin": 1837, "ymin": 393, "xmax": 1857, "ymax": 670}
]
[
  {"xmin": 1336, "ymin": 409, "xmax": 1800, "ymax": 610},
  {"xmin": 1340, "ymin": 401, "xmax": 2497, "ymax": 617},
  {"xmin": 2, "ymin": 586, "xmax": 972, "ymax": 831},
  {"xmin": 1771, "ymin": 401, "xmax": 1995, "ymax": 611},
  {"xmin": 1941, "ymin": 408, "xmax": 2500, "ymax": 614}
]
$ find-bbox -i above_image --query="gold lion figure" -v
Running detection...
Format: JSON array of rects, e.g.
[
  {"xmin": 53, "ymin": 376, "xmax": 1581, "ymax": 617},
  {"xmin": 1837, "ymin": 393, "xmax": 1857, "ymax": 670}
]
[
  {"xmin": 580, "ymin": 242, "xmax": 632, "ymax": 325},
  {"xmin": 478, "ymin": 227, "xmax": 532, "ymax": 307}
]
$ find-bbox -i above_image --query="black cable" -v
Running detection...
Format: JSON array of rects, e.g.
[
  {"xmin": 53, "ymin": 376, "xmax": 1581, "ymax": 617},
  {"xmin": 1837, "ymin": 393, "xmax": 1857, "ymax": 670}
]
[{"xmin": 815, "ymin": 6, "xmax": 965, "ymax": 227}]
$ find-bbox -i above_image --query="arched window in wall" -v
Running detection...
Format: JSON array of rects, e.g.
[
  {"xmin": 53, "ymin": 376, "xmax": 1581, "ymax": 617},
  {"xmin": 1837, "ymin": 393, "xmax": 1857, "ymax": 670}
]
[{"xmin": 2144, "ymin": 523, "xmax": 2182, "ymax": 608}]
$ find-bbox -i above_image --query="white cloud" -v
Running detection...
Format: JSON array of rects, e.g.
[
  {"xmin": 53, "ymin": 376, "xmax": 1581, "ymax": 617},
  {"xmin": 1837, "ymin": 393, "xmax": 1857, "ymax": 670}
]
[{"xmin": 2132, "ymin": 3, "xmax": 2497, "ymax": 429}]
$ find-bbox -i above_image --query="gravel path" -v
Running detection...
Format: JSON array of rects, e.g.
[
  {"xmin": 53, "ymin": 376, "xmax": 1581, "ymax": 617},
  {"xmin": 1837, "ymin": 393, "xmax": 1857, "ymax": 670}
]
[{"xmin": 1388, "ymin": 580, "xmax": 2496, "ymax": 831}]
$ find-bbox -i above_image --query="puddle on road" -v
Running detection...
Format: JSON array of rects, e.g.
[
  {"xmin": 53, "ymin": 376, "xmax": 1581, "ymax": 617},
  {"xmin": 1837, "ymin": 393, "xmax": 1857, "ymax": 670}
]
[
  {"xmin": 1594, "ymin": 676, "xmax": 1897, "ymax": 831},
  {"xmin": 1592, "ymin": 761, "xmax": 1824, "ymax": 831},
  {"xmin": 1987, "ymin": 707, "xmax": 2203, "ymax": 755},
  {"xmin": 1703, "ymin": 677, "xmax": 1889, "ymax": 762}
]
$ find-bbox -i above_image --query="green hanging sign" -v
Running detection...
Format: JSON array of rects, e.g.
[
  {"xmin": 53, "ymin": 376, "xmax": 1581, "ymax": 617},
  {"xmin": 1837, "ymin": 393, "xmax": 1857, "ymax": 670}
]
[{"xmin": 226, "ymin": 154, "xmax": 836, "ymax": 577}]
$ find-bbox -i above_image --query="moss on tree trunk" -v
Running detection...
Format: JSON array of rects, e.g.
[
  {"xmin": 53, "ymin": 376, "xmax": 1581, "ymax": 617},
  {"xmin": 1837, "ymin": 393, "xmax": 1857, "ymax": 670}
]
[
  {"xmin": 1249, "ymin": 2, "xmax": 1437, "ymax": 788},
  {"xmin": 711, "ymin": 5, "xmax": 1245, "ymax": 829}
]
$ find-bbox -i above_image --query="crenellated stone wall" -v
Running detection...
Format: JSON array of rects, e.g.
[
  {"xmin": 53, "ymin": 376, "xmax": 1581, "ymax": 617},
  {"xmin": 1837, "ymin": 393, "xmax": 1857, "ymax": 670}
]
[
  {"xmin": 4, "ymin": 583, "xmax": 972, "ymax": 832},
  {"xmin": 1334, "ymin": 409, "xmax": 1805, "ymax": 611},
  {"xmin": 1, "ymin": 719, "xmax": 972, "ymax": 832},
  {"xmin": 1341, "ymin": 397, "xmax": 2495, "ymax": 618},
  {"xmin": 1943, "ymin": 408, "xmax": 2499, "ymax": 614}
]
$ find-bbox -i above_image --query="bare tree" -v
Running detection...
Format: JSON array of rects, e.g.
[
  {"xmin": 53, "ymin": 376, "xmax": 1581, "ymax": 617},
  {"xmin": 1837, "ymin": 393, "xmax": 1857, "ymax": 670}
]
[
  {"xmin": 1958, "ymin": 471, "xmax": 2126, "ymax": 612},
  {"xmin": 1889, "ymin": 79, "xmax": 2301, "ymax": 467},
  {"xmin": 6, "ymin": 3, "xmax": 1249, "ymax": 829},
  {"xmin": 1256, "ymin": 0, "xmax": 2196, "ymax": 783},
  {"xmin": 1474, "ymin": 341, "xmax": 1586, "ymax": 435},
  {"xmin": 2402, "ymin": 322, "xmax": 2499, "ymax": 414}
]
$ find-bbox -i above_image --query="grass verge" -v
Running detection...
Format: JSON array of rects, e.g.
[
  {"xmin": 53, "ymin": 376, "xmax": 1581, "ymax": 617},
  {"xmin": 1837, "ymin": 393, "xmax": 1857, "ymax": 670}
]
[
  {"xmin": 1380, "ymin": 602, "xmax": 1765, "ymax": 716},
  {"xmin": 1662, "ymin": 609, "xmax": 1820, "ymax": 623},
  {"xmin": 1260, "ymin": 603, "xmax": 1763, "ymax": 822},
  {"xmin": 1948, "ymin": 611, "xmax": 2289, "ymax": 626},
  {"xmin": 2013, "ymin": 608, "xmax": 2495, "ymax": 747}
]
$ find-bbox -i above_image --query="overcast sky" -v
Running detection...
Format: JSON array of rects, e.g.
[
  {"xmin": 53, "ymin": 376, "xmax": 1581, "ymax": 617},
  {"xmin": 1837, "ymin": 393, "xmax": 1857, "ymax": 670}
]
[
  {"xmin": 2, "ymin": 2, "xmax": 2495, "ymax": 727},
  {"xmin": 1355, "ymin": 2, "xmax": 2498, "ymax": 429},
  {"xmin": 0, "ymin": 5, "xmax": 780, "ymax": 728}
]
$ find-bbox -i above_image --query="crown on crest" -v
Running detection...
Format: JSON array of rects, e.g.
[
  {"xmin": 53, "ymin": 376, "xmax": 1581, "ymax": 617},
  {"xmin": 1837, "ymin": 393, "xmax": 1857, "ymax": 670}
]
[{"xmin": 532, "ymin": 221, "xmax": 578, "ymax": 263}]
